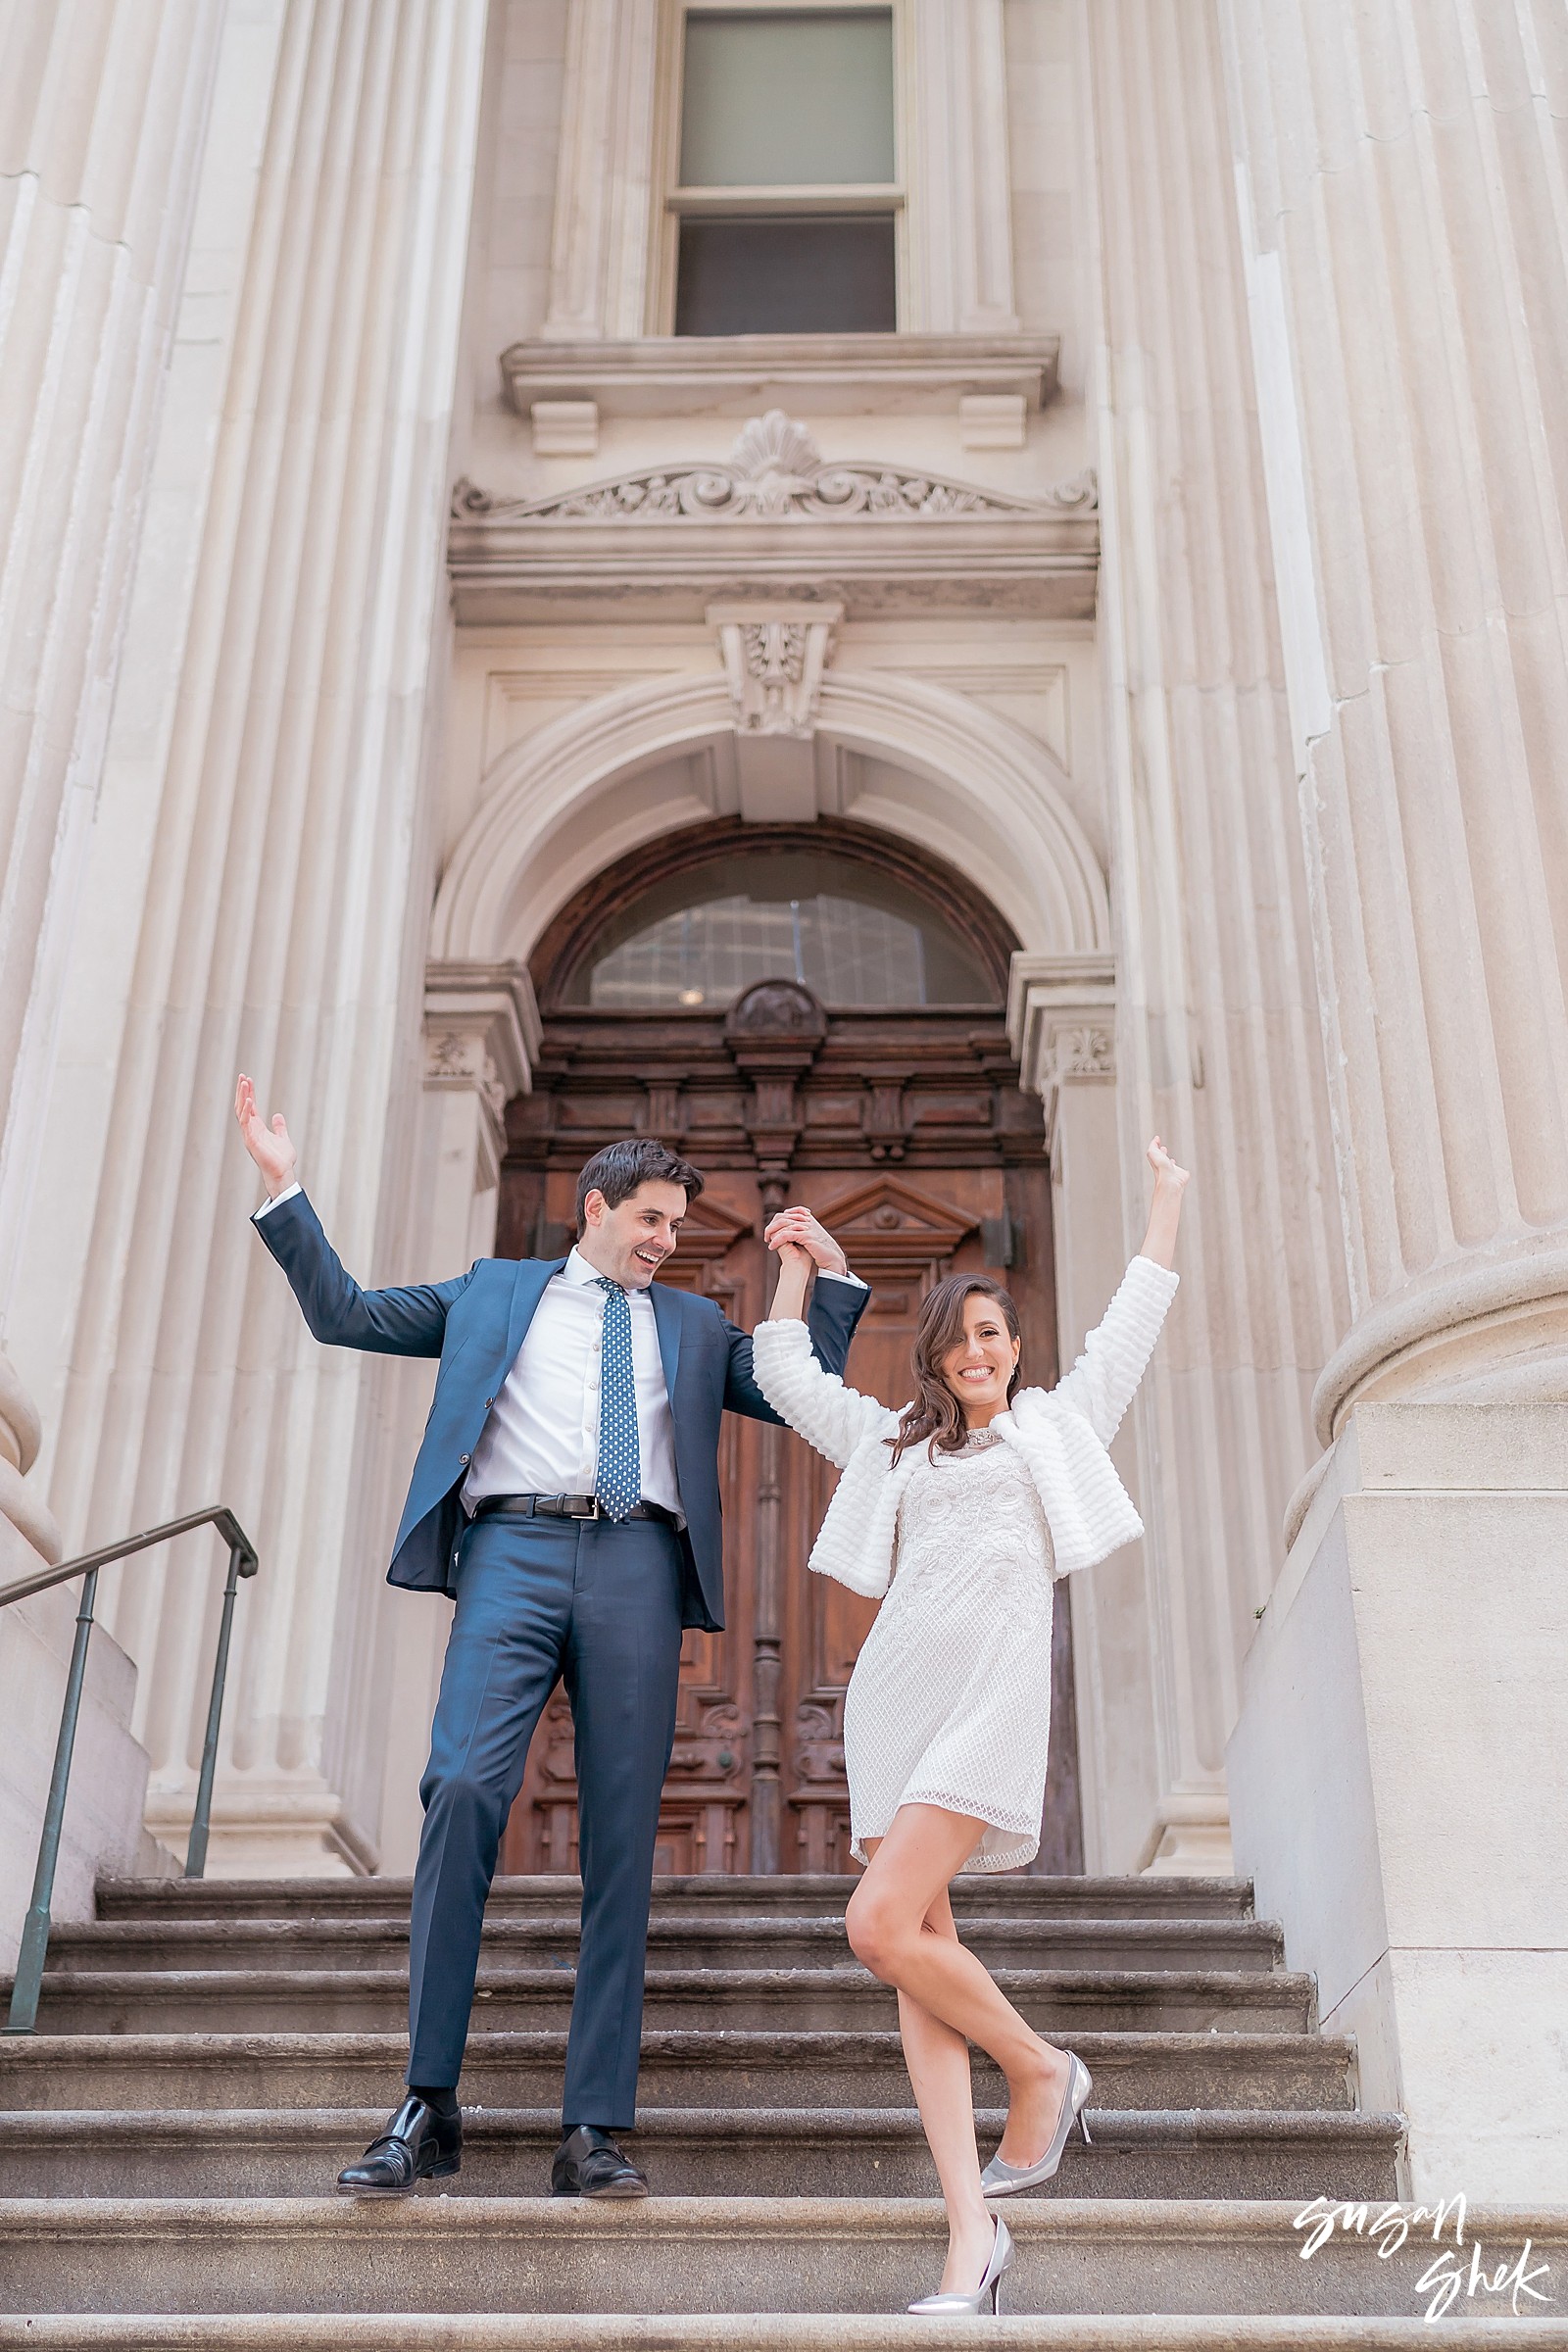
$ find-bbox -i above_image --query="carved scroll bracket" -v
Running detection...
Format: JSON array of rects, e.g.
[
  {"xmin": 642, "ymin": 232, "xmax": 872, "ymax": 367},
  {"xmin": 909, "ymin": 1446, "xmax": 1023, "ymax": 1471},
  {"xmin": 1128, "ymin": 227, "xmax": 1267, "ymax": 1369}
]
[
  {"xmin": 709, "ymin": 600, "xmax": 843, "ymax": 740},
  {"xmin": 1005, "ymin": 953, "xmax": 1116, "ymax": 1150},
  {"xmin": 724, "ymin": 980, "xmax": 827, "ymax": 1208},
  {"xmin": 423, "ymin": 959, "xmax": 541, "ymax": 1183},
  {"xmin": 708, "ymin": 596, "xmax": 844, "ymax": 823}
]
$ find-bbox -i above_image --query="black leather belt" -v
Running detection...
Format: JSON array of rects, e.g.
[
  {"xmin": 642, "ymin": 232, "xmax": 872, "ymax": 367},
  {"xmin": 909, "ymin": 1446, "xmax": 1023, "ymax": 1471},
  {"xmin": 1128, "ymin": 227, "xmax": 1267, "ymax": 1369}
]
[{"xmin": 471, "ymin": 1492, "xmax": 678, "ymax": 1529}]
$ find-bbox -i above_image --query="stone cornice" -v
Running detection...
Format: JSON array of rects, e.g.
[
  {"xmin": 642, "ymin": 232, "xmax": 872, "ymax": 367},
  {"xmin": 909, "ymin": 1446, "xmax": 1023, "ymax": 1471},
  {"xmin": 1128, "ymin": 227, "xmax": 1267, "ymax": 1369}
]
[
  {"xmin": 448, "ymin": 414, "xmax": 1099, "ymax": 622},
  {"xmin": 501, "ymin": 333, "xmax": 1060, "ymax": 420}
]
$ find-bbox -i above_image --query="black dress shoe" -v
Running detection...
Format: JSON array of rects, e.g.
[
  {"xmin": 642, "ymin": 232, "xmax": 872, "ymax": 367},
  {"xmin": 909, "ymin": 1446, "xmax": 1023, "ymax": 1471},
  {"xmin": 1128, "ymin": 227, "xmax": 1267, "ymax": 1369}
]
[
  {"xmin": 336, "ymin": 2093, "xmax": 462, "ymax": 2196},
  {"xmin": 550, "ymin": 2125, "xmax": 648, "ymax": 2199}
]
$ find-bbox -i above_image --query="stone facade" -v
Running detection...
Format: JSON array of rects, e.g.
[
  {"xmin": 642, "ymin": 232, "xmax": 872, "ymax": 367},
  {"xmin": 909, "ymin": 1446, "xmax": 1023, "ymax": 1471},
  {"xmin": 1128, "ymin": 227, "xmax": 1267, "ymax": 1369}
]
[{"xmin": 0, "ymin": 0, "xmax": 1563, "ymax": 2194}]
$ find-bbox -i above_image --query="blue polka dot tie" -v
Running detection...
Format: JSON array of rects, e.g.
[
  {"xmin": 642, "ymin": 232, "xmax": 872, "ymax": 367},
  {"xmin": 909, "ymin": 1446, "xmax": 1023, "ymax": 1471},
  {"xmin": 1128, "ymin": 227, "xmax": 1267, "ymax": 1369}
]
[{"xmin": 593, "ymin": 1278, "xmax": 640, "ymax": 1521}]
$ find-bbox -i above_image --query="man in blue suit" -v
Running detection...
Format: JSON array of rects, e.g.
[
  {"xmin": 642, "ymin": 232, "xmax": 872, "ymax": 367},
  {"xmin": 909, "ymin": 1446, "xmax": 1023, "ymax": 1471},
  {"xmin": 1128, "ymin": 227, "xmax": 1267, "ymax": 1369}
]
[{"xmin": 235, "ymin": 1075, "xmax": 866, "ymax": 2198}]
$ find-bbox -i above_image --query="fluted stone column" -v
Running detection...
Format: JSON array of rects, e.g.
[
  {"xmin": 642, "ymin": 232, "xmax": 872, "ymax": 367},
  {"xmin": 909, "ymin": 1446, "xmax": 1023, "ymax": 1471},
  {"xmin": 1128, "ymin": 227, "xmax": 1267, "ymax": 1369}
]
[
  {"xmin": 1010, "ymin": 954, "xmax": 1166, "ymax": 1876},
  {"xmin": 1220, "ymin": 0, "xmax": 1568, "ymax": 2194},
  {"xmin": 0, "ymin": 0, "xmax": 229, "ymax": 1566},
  {"xmin": 1078, "ymin": 0, "xmax": 1349, "ymax": 1872},
  {"xmin": 25, "ymin": 0, "xmax": 489, "ymax": 1874},
  {"xmin": 1223, "ymin": 0, "xmax": 1568, "ymax": 1452},
  {"xmin": 375, "ymin": 961, "xmax": 538, "ymax": 1874}
]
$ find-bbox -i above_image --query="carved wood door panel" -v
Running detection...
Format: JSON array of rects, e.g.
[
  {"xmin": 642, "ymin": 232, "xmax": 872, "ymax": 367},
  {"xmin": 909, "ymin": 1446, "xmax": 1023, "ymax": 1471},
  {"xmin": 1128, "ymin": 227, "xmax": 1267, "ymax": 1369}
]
[
  {"xmin": 496, "ymin": 1132, "xmax": 1082, "ymax": 1878},
  {"xmin": 509, "ymin": 1185, "xmax": 766, "ymax": 1880},
  {"xmin": 776, "ymin": 1165, "xmax": 1080, "ymax": 1873},
  {"xmin": 493, "ymin": 813, "xmax": 1081, "ymax": 1876}
]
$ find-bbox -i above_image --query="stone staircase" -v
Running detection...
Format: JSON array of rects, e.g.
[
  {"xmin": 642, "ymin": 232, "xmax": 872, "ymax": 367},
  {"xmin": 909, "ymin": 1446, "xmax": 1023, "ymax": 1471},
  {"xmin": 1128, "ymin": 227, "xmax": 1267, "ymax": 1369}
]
[{"xmin": 0, "ymin": 1872, "xmax": 1561, "ymax": 2346}]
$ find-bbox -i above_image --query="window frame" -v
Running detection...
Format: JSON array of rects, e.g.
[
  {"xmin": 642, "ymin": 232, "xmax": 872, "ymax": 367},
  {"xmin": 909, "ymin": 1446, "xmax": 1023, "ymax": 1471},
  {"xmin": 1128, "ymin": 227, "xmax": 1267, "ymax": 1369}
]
[
  {"xmin": 566, "ymin": 858, "xmax": 997, "ymax": 1013},
  {"xmin": 651, "ymin": 0, "xmax": 910, "ymax": 336}
]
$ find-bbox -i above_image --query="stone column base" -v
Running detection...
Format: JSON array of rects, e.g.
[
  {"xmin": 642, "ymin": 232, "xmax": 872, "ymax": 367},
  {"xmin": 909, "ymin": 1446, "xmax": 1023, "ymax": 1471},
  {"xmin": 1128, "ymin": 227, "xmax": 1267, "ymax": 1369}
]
[
  {"xmin": 1141, "ymin": 1794, "xmax": 1235, "ymax": 1878},
  {"xmin": 1, "ymin": 1530, "xmax": 157, "ymax": 1968},
  {"xmin": 142, "ymin": 1784, "xmax": 375, "ymax": 1880},
  {"xmin": 1228, "ymin": 1403, "xmax": 1568, "ymax": 2202}
]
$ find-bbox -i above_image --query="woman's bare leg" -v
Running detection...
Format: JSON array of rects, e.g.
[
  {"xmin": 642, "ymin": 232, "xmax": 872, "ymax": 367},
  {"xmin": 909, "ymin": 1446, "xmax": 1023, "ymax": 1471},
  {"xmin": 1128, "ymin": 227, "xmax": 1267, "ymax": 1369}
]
[{"xmin": 853, "ymin": 1810, "xmax": 1071, "ymax": 2290}]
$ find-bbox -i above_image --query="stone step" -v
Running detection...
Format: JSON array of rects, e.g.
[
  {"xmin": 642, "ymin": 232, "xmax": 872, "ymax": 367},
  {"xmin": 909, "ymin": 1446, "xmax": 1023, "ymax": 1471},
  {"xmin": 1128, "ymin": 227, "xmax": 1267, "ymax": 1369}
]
[
  {"xmin": 0, "ymin": 2106, "xmax": 1402, "ymax": 2202},
  {"xmin": 0, "ymin": 2028, "xmax": 1357, "ymax": 2114},
  {"xmin": 1, "ymin": 2196, "xmax": 1550, "ymax": 2319},
  {"xmin": 13, "ymin": 1966, "xmax": 1317, "ymax": 2036},
  {"xmin": 6, "ymin": 2326, "xmax": 1563, "ymax": 2352},
  {"xmin": 40, "ymin": 1915, "xmax": 1284, "ymax": 1977},
  {"xmin": 94, "ymin": 1875, "xmax": 1256, "ymax": 1924}
]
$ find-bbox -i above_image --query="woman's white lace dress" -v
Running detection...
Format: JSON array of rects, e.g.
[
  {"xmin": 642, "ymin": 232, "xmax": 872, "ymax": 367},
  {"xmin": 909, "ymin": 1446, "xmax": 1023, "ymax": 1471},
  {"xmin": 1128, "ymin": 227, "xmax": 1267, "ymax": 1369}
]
[{"xmin": 844, "ymin": 1427, "xmax": 1055, "ymax": 1874}]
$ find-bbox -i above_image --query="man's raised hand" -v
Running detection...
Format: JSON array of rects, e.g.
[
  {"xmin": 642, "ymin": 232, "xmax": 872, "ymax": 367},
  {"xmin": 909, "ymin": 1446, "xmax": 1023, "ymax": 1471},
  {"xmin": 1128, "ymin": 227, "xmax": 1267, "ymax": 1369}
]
[
  {"xmin": 235, "ymin": 1074, "xmax": 298, "ymax": 1200},
  {"xmin": 763, "ymin": 1205, "xmax": 848, "ymax": 1278}
]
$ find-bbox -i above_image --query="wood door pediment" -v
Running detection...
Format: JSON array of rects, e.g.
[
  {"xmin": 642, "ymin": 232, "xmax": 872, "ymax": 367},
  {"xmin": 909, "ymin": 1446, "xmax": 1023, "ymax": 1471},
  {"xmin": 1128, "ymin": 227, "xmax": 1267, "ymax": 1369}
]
[
  {"xmin": 814, "ymin": 1173, "xmax": 979, "ymax": 1288},
  {"xmin": 658, "ymin": 1189, "xmax": 757, "ymax": 1287}
]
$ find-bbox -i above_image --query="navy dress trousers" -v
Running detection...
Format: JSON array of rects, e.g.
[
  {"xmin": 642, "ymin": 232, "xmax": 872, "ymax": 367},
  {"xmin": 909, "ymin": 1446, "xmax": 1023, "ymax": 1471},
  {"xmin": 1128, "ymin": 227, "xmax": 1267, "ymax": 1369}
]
[{"xmin": 253, "ymin": 1190, "xmax": 868, "ymax": 2124}]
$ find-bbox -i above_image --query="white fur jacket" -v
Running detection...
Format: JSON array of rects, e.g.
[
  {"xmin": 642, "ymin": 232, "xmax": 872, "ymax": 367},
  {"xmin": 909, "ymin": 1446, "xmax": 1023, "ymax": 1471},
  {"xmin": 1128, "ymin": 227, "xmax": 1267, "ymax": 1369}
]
[{"xmin": 751, "ymin": 1256, "xmax": 1179, "ymax": 1597}]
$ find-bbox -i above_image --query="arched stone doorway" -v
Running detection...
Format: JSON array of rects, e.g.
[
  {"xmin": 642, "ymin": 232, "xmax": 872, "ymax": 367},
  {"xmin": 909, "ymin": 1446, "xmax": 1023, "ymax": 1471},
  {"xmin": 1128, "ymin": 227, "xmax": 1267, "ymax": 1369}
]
[{"xmin": 494, "ymin": 816, "xmax": 1084, "ymax": 1877}]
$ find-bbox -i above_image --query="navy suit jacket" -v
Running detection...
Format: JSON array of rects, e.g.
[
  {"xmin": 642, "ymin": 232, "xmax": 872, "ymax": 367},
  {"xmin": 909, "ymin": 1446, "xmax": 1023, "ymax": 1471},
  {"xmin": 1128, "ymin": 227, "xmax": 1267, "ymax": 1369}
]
[{"xmin": 252, "ymin": 1190, "xmax": 868, "ymax": 1632}]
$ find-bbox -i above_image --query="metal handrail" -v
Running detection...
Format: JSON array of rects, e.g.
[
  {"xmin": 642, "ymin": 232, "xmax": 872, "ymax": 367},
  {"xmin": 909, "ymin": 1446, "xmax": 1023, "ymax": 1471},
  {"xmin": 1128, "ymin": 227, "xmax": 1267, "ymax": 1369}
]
[{"xmin": 0, "ymin": 1505, "xmax": 258, "ymax": 2034}]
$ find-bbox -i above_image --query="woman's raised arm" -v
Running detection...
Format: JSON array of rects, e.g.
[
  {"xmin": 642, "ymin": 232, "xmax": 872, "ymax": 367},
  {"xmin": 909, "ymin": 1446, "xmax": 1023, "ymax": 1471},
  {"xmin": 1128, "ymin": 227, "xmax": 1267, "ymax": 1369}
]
[
  {"xmin": 753, "ymin": 1222, "xmax": 897, "ymax": 1467},
  {"xmin": 1138, "ymin": 1134, "xmax": 1190, "ymax": 1267}
]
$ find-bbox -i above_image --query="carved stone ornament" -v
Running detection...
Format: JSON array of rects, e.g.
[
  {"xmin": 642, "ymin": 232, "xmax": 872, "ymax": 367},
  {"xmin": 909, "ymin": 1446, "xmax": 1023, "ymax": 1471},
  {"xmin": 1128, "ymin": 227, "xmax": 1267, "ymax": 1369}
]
[
  {"xmin": 710, "ymin": 598, "xmax": 843, "ymax": 737},
  {"xmin": 423, "ymin": 1026, "xmax": 508, "ymax": 1126},
  {"xmin": 451, "ymin": 414, "xmax": 1099, "ymax": 528},
  {"xmin": 1043, "ymin": 1024, "xmax": 1116, "ymax": 1083}
]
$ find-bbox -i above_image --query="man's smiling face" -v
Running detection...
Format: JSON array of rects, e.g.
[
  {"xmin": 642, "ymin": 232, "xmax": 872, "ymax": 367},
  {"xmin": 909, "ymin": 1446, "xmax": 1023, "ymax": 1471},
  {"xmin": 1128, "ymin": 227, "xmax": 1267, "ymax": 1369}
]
[{"xmin": 577, "ymin": 1178, "xmax": 689, "ymax": 1289}]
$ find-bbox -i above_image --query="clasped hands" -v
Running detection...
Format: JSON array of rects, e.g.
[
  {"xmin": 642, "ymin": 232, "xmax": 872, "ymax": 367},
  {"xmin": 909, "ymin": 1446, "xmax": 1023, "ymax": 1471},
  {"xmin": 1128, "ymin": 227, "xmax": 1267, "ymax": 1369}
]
[{"xmin": 763, "ymin": 1206, "xmax": 847, "ymax": 1279}]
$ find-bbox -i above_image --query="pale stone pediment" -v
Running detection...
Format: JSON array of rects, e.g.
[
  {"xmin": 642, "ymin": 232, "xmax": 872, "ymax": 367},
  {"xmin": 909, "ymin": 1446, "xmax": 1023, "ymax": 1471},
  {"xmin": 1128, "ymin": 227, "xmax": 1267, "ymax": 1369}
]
[
  {"xmin": 454, "ymin": 412, "xmax": 1093, "ymax": 526},
  {"xmin": 447, "ymin": 413, "xmax": 1099, "ymax": 622}
]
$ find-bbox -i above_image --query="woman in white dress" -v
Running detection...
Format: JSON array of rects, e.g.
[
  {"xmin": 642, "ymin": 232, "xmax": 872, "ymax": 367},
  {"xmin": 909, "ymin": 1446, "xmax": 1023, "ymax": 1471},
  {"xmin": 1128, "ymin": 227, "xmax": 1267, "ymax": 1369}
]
[{"xmin": 754, "ymin": 1139, "xmax": 1189, "ymax": 2317}]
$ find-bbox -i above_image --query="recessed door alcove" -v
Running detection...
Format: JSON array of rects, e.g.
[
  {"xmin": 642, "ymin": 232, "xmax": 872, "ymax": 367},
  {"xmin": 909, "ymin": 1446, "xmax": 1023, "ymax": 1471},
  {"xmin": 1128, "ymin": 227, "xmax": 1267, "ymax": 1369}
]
[{"xmin": 497, "ymin": 817, "xmax": 1083, "ymax": 1877}]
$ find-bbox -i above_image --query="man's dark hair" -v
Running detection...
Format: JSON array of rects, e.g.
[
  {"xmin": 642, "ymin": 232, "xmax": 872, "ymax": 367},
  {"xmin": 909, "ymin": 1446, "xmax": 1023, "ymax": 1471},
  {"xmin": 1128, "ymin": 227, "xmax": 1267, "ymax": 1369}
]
[{"xmin": 574, "ymin": 1137, "xmax": 705, "ymax": 1235}]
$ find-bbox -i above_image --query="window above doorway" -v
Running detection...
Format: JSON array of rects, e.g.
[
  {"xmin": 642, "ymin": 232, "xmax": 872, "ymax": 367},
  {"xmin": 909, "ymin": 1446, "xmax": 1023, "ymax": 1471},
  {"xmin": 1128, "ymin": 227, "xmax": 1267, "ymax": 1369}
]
[
  {"xmin": 561, "ymin": 847, "xmax": 998, "ymax": 1011},
  {"xmin": 668, "ymin": 6, "xmax": 903, "ymax": 336}
]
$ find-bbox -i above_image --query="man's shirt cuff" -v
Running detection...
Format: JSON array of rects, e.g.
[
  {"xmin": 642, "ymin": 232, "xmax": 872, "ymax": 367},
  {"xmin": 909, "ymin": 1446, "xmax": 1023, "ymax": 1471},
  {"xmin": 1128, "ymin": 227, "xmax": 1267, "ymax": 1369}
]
[
  {"xmin": 816, "ymin": 1269, "xmax": 866, "ymax": 1290},
  {"xmin": 254, "ymin": 1182, "xmax": 302, "ymax": 1220}
]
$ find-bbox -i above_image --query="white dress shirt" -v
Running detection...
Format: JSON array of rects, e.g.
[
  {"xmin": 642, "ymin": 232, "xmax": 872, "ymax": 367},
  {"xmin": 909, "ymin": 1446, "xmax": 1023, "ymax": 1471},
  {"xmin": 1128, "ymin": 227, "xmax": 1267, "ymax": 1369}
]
[
  {"xmin": 465, "ymin": 1245, "xmax": 685, "ymax": 1514},
  {"xmin": 256, "ymin": 1186, "xmax": 861, "ymax": 1520}
]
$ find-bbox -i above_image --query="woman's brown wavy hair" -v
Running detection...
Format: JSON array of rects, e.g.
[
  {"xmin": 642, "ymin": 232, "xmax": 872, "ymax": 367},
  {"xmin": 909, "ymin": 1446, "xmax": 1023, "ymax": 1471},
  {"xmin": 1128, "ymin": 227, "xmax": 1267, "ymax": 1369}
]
[{"xmin": 886, "ymin": 1272, "xmax": 1022, "ymax": 1467}]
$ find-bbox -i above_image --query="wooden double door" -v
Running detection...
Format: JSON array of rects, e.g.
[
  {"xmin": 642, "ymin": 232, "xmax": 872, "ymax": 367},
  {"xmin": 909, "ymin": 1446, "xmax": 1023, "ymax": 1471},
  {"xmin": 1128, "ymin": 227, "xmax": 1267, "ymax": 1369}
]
[{"xmin": 494, "ymin": 989, "xmax": 1084, "ymax": 1877}]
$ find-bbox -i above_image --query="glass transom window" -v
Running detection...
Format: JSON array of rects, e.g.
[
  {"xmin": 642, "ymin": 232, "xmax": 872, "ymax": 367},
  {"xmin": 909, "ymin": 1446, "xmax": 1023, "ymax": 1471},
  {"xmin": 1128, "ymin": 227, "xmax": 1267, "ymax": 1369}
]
[
  {"xmin": 670, "ymin": 8, "xmax": 901, "ymax": 337},
  {"xmin": 565, "ymin": 851, "xmax": 996, "ymax": 1010}
]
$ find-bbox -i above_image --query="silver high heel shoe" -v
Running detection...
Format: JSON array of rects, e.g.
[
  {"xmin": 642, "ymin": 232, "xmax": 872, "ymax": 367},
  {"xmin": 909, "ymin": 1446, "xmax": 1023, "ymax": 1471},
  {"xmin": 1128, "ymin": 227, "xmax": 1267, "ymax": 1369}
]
[
  {"xmin": 907, "ymin": 2212, "xmax": 1014, "ymax": 2317},
  {"xmin": 979, "ymin": 2050, "xmax": 1093, "ymax": 2196}
]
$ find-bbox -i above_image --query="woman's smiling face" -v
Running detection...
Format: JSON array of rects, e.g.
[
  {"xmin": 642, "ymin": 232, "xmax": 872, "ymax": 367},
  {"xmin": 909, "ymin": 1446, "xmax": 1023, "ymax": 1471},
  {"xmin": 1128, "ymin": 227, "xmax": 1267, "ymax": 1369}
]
[{"xmin": 939, "ymin": 1293, "xmax": 1021, "ymax": 1426}]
